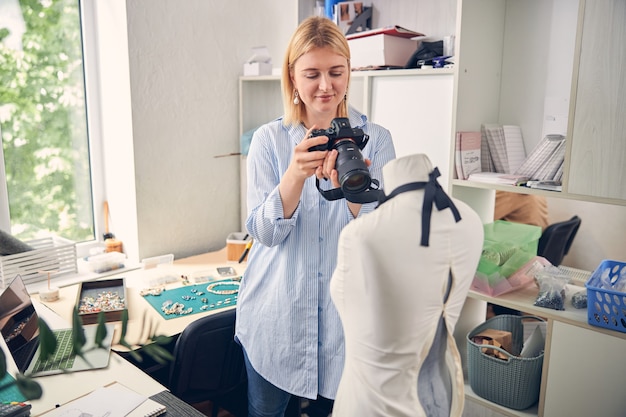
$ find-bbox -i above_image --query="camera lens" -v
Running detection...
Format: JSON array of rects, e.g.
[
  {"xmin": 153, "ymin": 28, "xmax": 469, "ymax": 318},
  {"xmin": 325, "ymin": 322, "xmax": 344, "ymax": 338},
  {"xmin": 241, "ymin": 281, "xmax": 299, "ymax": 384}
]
[{"xmin": 334, "ymin": 140, "xmax": 371, "ymax": 194}]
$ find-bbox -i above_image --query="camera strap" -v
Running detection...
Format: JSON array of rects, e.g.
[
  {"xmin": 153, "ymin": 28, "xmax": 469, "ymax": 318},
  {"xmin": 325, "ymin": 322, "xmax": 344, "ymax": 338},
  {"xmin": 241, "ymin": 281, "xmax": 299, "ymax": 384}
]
[
  {"xmin": 377, "ymin": 167, "xmax": 461, "ymax": 247},
  {"xmin": 315, "ymin": 178, "xmax": 384, "ymax": 204}
]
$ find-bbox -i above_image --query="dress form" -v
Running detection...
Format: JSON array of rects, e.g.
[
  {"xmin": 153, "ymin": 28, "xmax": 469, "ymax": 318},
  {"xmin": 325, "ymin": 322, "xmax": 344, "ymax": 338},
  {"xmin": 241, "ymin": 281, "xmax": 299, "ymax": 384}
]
[{"xmin": 330, "ymin": 154, "xmax": 483, "ymax": 416}]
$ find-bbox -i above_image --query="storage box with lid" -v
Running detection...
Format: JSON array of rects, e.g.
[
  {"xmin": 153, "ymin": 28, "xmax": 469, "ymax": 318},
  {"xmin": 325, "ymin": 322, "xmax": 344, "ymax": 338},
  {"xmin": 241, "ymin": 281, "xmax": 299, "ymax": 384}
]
[
  {"xmin": 585, "ymin": 259, "xmax": 626, "ymax": 333},
  {"xmin": 471, "ymin": 221, "xmax": 542, "ymax": 296},
  {"xmin": 348, "ymin": 34, "xmax": 417, "ymax": 69}
]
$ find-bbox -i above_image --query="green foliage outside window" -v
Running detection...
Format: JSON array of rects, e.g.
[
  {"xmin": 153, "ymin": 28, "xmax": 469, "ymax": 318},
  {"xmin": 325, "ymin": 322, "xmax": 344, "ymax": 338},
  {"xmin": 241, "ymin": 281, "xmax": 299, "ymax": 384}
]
[{"xmin": 0, "ymin": 0, "xmax": 94, "ymax": 242}]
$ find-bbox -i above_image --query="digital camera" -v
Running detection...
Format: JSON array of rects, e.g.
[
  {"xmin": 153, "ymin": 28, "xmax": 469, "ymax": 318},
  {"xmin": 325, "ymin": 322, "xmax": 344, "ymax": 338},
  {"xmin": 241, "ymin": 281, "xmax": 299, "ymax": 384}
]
[{"xmin": 308, "ymin": 118, "xmax": 372, "ymax": 195}]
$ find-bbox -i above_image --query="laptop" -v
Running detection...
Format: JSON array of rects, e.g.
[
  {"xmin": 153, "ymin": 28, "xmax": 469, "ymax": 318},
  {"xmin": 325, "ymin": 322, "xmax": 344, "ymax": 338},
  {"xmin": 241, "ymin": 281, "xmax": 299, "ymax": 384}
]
[{"xmin": 0, "ymin": 275, "xmax": 114, "ymax": 377}]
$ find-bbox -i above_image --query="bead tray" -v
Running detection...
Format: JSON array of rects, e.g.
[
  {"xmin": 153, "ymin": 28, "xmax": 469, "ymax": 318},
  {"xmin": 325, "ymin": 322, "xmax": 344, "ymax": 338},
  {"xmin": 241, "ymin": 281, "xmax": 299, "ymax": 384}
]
[{"xmin": 76, "ymin": 278, "xmax": 127, "ymax": 325}]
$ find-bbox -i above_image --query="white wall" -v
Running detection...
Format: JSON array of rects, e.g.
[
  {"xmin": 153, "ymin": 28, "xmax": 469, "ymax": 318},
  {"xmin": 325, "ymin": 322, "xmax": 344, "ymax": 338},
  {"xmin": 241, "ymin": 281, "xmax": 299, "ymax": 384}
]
[
  {"xmin": 94, "ymin": 0, "xmax": 626, "ymax": 269},
  {"xmin": 96, "ymin": 0, "xmax": 296, "ymax": 261},
  {"xmin": 548, "ymin": 197, "xmax": 626, "ymax": 271}
]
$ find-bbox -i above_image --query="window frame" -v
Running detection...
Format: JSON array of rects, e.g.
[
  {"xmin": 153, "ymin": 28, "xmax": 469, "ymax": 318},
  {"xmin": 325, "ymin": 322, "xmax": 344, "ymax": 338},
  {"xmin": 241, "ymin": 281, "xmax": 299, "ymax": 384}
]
[{"xmin": 0, "ymin": 0, "xmax": 105, "ymax": 258}]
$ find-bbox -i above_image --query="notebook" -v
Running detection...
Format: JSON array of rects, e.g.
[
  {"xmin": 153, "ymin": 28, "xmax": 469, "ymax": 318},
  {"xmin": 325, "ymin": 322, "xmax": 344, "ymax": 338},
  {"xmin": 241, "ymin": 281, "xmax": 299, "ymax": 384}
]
[
  {"xmin": 39, "ymin": 382, "xmax": 166, "ymax": 417},
  {"xmin": 0, "ymin": 275, "xmax": 114, "ymax": 377},
  {"xmin": 127, "ymin": 398, "xmax": 167, "ymax": 417}
]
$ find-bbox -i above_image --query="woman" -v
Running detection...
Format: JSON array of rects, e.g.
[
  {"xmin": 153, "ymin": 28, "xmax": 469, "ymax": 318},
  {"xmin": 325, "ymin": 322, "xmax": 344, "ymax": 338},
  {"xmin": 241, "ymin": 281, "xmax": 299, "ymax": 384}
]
[{"xmin": 235, "ymin": 16, "xmax": 396, "ymax": 417}]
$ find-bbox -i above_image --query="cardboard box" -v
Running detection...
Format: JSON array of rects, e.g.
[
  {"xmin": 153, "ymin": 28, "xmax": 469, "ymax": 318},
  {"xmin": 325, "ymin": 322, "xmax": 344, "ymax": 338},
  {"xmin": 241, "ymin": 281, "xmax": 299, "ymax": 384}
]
[
  {"xmin": 243, "ymin": 62, "xmax": 272, "ymax": 76},
  {"xmin": 76, "ymin": 278, "xmax": 126, "ymax": 325},
  {"xmin": 473, "ymin": 328, "xmax": 514, "ymax": 354},
  {"xmin": 348, "ymin": 34, "xmax": 418, "ymax": 68}
]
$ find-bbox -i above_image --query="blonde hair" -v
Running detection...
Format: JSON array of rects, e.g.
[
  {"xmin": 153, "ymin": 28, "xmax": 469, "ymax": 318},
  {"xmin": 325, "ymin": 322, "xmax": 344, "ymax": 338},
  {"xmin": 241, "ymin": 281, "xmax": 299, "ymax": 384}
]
[{"xmin": 282, "ymin": 16, "xmax": 351, "ymax": 126}]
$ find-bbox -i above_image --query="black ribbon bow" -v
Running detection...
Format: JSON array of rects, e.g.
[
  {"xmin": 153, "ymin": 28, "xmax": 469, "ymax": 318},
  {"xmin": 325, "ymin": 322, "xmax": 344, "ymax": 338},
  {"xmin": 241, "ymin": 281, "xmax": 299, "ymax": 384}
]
[{"xmin": 377, "ymin": 167, "xmax": 461, "ymax": 246}]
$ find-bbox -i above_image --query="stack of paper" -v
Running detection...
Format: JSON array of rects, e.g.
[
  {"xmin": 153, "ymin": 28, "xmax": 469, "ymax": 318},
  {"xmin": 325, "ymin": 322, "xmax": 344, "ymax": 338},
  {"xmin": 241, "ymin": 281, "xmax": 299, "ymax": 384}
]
[{"xmin": 467, "ymin": 172, "xmax": 530, "ymax": 186}]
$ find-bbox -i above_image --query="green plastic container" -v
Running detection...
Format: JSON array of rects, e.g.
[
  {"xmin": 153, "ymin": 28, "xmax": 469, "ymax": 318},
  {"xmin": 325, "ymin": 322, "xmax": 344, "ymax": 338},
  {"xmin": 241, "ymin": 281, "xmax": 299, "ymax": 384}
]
[{"xmin": 473, "ymin": 221, "xmax": 542, "ymax": 294}]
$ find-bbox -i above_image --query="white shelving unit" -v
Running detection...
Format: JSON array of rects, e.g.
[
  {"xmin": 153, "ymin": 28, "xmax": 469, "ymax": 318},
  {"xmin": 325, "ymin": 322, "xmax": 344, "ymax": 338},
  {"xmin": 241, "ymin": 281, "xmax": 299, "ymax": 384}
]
[{"xmin": 452, "ymin": 0, "xmax": 626, "ymax": 416}]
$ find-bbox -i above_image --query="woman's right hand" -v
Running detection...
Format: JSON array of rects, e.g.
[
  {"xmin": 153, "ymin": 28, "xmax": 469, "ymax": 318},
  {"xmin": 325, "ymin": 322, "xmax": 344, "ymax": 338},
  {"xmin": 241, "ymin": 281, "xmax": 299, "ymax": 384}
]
[
  {"xmin": 279, "ymin": 127, "xmax": 330, "ymax": 218},
  {"xmin": 287, "ymin": 126, "xmax": 330, "ymax": 182}
]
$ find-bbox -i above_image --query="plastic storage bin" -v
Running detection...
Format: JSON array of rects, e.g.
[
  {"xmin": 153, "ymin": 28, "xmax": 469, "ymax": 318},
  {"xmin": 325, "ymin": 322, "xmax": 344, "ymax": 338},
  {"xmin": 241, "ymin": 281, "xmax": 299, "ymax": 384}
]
[
  {"xmin": 471, "ymin": 256, "xmax": 550, "ymax": 297},
  {"xmin": 472, "ymin": 221, "xmax": 541, "ymax": 295},
  {"xmin": 467, "ymin": 314, "xmax": 545, "ymax": 410},
  {"xmin": 85, "ymin": 251, "xmax": 126, "ymax": 273},
  {"xmin": 585, "ymin": 259, "xmax": 626, "ymax": 333},
  {"xmin": 0, "ymin": 236, "xmax": 77, "ymax": 289}
]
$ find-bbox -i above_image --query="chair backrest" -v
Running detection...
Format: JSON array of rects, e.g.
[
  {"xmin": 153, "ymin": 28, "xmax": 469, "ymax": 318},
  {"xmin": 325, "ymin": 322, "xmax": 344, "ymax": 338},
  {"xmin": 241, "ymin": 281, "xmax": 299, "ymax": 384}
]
[
  {"xmin": 168, "ymin": 308, "xmax": 246, "ymax": 405},
  {"xmin": 537, "ymin": 215, "xmax": 581, "ymax": 266}
]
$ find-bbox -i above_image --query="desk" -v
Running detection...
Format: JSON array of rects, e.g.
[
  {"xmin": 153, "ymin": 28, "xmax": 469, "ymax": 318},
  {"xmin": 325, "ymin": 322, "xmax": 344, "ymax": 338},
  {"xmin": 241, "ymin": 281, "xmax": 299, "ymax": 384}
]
[
  {"xmin": 34, "ymin": 247, "xmax": 247, "ymax": 344},
  {"xmin": 0, "ymin": 301, "xmax": 166, "ymax": 416},
  {"xmin": 19, "ymin": 248, "xmax": 245, "ymax": 415}
]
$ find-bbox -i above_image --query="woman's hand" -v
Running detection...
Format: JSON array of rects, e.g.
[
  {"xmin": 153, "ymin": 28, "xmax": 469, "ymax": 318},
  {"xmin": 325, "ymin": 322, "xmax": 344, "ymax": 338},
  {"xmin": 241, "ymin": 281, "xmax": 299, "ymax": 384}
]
[
  {"xmin": 287, "ymin": 126, "xmax": 330, "ymax": 182},
  {"xmin": 317, "ymin": 149, "xmax": 340, "ymax": 189}
]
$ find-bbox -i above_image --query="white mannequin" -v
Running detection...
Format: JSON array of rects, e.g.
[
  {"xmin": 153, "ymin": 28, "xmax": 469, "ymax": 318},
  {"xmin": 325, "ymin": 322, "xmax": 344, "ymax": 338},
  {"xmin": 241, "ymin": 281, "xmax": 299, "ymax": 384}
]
[{"xmin": 330, "ymin": 154, "xmax": 483, "ymax": 416}]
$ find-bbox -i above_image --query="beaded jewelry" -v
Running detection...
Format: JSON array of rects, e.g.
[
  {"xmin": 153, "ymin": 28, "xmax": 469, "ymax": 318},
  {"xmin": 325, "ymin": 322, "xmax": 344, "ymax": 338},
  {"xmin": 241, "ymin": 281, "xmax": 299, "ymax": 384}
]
[
  {"xmin": 206, "ymin": 281, "xmax": 240, "ymax": 295},
  {"xmin": 140, "ymin": 287, "xmax": 164, "ymax": 296},
  {"xmin": 161, "ymin": 300, "xmax": 193, "ymax": 315}
]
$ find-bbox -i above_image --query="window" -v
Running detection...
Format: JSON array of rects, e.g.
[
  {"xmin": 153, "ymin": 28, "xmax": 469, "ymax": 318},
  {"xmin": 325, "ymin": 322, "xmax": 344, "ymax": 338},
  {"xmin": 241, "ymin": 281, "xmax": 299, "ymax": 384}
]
[{"xmin": 0, "ymin": 0, "xmax": 96, "ymax": 245}]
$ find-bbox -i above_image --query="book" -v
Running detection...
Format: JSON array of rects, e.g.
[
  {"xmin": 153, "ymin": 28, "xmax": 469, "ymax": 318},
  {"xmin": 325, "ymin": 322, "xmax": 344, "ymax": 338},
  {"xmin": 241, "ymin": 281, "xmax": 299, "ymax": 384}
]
[
  {"xmin": 334, "ymin": 1, "xmax": 370, "ymax": 35},
  {"xmin": 479, "ymin": 125, "xmax": 495, "ymax": 173},
  {"xmin": 345, "ymin": 25, "xmax": 425, "ymax": 40},
  {"xmin": 525, "ymin": 180, "xmax": 562, "ymax": 192},
  {"xmin": 479, "ymin": 124, "xmax": 528, "ymax": 176},
  {"xmin": 514, "ymin": 134, "xmax": 566, "ymax": 181},
  {"xmin": 127, "ymin": 398, "xmax": 167, "ymax": 417},
  {"xmin": 458, "ymin": 131, "xmax": 482, "ymax": 179},
  {"xmin": 454, "ymin": 132, "xmax": 464, "ymax": 180},
  {"xmin": 482, "ymin": 124, "xmax": 509, "ymax": 173},
  {"xmin": 501, "ymin": 125, "xmax": 527, "ymax": 173}
]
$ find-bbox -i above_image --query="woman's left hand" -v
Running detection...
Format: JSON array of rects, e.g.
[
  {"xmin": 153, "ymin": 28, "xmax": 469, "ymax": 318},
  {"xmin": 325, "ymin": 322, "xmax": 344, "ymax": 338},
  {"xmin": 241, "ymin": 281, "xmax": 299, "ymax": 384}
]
[
  {"xmin": 316, "ymin": 149, "xmax": 340, "ymax": 189},
  {"xmin": 316, "ymin": 151, "xmax": 372, "ymax": 190}
]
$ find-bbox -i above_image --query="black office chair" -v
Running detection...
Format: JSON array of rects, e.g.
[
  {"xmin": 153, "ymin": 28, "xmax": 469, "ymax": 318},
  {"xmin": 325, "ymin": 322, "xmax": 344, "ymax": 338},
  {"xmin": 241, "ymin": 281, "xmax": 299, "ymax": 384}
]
[
  {"xmin": 537, "ymin": 215, "xmax": 581, "ymax": 266},
  {"xmin": 168, "ymin": 308, "xmax": 247, "ymax": 417}
]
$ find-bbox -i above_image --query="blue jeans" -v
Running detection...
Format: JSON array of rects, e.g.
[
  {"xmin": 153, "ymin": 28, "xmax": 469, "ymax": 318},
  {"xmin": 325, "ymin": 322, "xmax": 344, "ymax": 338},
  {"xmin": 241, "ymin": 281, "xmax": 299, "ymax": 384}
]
[{"xmin": 243, "ymin": 347, "xmax": 292, "ymax": 417}]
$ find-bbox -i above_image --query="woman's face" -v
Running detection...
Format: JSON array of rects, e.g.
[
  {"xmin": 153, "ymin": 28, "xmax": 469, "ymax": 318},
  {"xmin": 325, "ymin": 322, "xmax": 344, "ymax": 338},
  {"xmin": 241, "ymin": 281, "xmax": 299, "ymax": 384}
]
[{"xmin": 291, "ymin": 47, "xmax": 349, "ymax": 122}]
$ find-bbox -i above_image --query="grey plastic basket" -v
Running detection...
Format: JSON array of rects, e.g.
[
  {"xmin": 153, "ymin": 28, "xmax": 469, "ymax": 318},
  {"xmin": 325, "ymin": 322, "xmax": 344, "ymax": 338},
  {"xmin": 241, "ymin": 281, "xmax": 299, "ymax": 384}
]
[{"xmin": 467, "ymin": 314, "xmax": 545, "ymax": 410}]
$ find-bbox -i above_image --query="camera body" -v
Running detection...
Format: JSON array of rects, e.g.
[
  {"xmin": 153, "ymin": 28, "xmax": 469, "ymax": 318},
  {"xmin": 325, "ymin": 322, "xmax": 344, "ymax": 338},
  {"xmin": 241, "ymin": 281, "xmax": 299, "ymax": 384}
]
[
  {"xmin": 307, "ymin": 117, "xmax": 369, "ymax": 152},
  {"xmin": 308, "ymin": 118, "xmax": 373, "ymax": 196}
]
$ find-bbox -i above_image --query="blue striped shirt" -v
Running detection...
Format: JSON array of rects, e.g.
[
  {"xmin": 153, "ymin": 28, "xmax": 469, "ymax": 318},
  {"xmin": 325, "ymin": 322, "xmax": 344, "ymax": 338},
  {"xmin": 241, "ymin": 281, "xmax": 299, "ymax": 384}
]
[{"xmin": 235, "ymin": 107, "xmax": 396, "ymax": 399}]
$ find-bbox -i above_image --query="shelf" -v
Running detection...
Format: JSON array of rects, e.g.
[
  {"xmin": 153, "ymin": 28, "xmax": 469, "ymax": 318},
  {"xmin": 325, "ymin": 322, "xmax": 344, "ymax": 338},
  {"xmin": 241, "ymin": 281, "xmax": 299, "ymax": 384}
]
[
  {"xmin": 464, "ymin": 383, "xmax": 538, "ymax": 417},
  {"xmin": 468, "ymin": 285, "xmax": 626, "ymax": 341},
  {"xmin": 350, "ymin": 67, "xmax": 455, "ymax": 77},
  {"xmin": 239, "ymin": 67, "xmax": 454, "ymax": 82},
  {"xmin": 451, "ymin": 180, "xmax": 626, "ymax": 206}
]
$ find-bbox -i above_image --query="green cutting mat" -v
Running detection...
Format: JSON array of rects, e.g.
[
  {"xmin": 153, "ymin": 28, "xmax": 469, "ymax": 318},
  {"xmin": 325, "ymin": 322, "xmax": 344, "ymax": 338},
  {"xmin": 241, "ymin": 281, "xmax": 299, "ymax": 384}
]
[
  {"xmin": 141, "ymin": 280, "xmax": 238, "ymax": 320},
  {"xmin": 0, "ymin": 372, "xmax": 26, "ymax": 403}
]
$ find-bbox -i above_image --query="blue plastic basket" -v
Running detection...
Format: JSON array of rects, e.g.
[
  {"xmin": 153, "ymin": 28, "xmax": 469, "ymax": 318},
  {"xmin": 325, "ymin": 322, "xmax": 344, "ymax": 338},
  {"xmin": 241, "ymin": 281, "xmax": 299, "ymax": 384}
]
[{"xmin": 585, "ymin": 259, "xmax": 626, "ymax": 333}]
